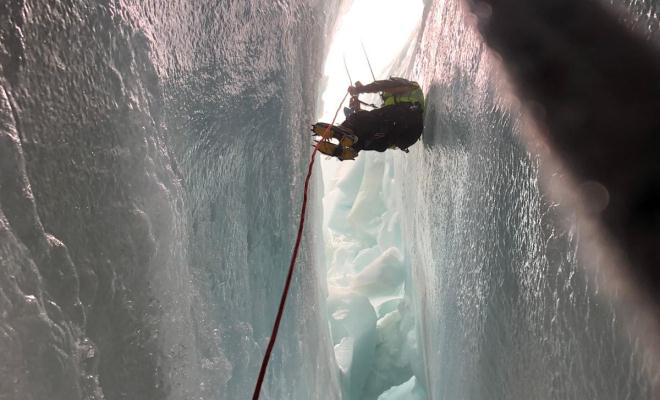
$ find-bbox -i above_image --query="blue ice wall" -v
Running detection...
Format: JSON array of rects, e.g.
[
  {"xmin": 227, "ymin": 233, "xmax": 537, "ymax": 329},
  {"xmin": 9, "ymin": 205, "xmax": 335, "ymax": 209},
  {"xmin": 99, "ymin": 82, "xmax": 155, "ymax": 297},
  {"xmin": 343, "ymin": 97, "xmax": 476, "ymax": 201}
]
[
  {"xmin": 0, "ymin": 1, "xmax": 342, "ymax": 399},
  {"xmin": 393, "ymin": 0, "xmax": 659, "ymax": 398},
  {"xmin": 160, "ymin": 1, "xmax": 343, "ymax": 397}
]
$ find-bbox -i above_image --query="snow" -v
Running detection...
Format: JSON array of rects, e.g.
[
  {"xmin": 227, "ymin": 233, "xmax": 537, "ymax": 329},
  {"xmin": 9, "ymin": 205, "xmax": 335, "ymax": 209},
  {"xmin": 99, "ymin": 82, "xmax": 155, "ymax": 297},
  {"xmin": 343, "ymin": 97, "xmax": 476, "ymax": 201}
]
[
  {"xmin": 322, "ymin": 153, "xmax": 421, "ymax": 399},
  {"xmin": 377, "ymin": 376, "xmax": 426, "ymax": 400},
  {"xmin": 327, "ymin": 291, "xmax": 377, "ymax": 398}
]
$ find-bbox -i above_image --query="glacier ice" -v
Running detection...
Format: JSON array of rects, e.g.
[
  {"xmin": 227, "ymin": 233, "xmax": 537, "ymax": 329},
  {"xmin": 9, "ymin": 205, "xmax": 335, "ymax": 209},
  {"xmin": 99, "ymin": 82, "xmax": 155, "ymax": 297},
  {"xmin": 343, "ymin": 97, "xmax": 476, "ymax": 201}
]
[
  {"xmin": 0, "ymin": 1, "xmax": 344, "ymax": 399},
  {"xmin": 377, "ymin": 376, "xmax": 426, "ymax": 400},
  {"xmin": 322, "ymin": 153, "xmax": 421, "ymax": 399},
  {"xmin": 1, "ymin": 0, "xmax": 658, "ymax": 398}
]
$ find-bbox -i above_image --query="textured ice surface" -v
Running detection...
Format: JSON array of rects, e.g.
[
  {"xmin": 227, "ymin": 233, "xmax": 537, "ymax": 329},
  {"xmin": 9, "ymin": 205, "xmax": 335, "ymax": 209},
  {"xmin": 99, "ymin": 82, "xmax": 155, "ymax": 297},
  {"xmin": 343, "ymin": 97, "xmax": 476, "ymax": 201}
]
[
  {"xmin": 323, "ymin": 154, "xmax": 423, "ymax": 400},
  {"xmin": 2, "ymin": 0, "xmax": 659, "ymax": 398},
  {"xmin": 377, "ymin": 377, "xmax": 425, "ymax": 400},
  {"xmin": 392, "ymin": 0, "xmax": 658, "ymax": 398},
  {"xmin": 0, "ymin": 1, "xmax": 342, "ymax": 399},
  {"xmin": 328, "ymin": 292, "xmax": 377, "ymax": 397}
]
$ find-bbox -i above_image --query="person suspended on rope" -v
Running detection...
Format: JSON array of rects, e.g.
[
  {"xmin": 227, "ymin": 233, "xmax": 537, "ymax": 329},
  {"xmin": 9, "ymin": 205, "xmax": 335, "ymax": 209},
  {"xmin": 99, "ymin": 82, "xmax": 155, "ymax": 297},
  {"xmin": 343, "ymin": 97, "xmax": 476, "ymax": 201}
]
[{"xmin": 312, "ymin": 77, "xmax": 425, "ymax": 160}]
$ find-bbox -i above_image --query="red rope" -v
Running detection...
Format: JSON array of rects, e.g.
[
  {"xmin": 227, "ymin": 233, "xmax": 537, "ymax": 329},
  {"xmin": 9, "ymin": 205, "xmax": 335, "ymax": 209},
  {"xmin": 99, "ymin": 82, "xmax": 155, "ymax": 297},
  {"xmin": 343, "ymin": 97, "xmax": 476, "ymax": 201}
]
[{"xmin": 251, "ymin": 94, "xmax": 348, "ymax": 400}]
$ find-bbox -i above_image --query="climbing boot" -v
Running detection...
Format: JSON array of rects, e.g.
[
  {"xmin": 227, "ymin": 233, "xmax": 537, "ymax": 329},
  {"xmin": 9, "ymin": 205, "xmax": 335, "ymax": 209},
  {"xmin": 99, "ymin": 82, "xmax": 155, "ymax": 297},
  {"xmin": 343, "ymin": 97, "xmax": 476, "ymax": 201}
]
[
  {"xmin": 311, "ymin": 123, "xmax": 358, "ymax": 147},
  {"xmin": 314, "ymin": 141, "xmax": 358, "ymax": 161}
]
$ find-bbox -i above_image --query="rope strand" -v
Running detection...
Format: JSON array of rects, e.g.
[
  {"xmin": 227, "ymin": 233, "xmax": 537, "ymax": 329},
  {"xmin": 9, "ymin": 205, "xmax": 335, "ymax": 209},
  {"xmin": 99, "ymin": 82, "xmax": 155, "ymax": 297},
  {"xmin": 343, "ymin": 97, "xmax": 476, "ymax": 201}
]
[{"xmin": 252, "ymin": 93, "xmax": 348, "ymax": 400}]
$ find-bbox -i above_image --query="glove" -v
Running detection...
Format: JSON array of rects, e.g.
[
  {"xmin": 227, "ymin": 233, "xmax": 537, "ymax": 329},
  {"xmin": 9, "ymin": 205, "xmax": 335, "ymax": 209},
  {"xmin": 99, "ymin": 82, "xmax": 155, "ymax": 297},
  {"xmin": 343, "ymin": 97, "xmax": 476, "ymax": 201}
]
[{"xmin": 347, "ymin": 81, "xmax": 363, "ymax": 95}]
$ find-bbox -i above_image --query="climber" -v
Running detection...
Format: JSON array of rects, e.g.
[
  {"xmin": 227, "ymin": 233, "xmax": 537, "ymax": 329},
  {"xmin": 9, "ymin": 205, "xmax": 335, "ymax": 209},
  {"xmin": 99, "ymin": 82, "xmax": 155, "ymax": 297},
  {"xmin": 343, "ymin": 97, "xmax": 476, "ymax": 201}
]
[{"xmin": 312, "ymin": 77, "xmax": 425, "ymax": 160}]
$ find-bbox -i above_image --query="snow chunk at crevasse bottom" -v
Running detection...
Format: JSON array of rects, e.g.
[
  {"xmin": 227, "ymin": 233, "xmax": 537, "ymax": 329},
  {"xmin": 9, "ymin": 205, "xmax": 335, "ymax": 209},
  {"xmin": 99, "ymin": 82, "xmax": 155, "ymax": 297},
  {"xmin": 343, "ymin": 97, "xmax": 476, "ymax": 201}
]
[
  {"xmin": 322, "ymin": 153, "xmax": 426, "ymax": 400},
  {"xmin": 327, "ymin": 292, "xmax": 377, "ymax": 398}
]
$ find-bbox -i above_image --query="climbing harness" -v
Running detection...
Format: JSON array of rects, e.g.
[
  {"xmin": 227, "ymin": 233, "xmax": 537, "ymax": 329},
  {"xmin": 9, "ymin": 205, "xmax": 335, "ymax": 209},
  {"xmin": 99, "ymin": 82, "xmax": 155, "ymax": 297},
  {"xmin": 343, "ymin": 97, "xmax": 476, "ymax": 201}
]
[{"xmin": 251, "ymin": 92, "xmax": 349, "ymax": 400}]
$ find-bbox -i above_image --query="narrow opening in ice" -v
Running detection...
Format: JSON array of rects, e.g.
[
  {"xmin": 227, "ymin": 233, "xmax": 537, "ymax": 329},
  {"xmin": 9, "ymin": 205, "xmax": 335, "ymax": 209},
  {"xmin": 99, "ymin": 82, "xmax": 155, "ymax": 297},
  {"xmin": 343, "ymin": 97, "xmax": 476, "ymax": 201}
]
[{"xmin": 316, "ymin": 1, "xmax": 425, "ymax": 398}]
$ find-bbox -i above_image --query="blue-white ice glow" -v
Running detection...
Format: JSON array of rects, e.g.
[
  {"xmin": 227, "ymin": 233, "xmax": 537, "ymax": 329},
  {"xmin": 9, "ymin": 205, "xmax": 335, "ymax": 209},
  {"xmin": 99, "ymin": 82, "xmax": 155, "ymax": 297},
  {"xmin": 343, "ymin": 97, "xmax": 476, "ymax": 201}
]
[
  {"xmin": 4, "ymin": 0, "xmax": 655, "ymax": 398},
  {"xmin": 323, "ymin": 154, "xmax": 427, "ymax": 400},
  {"xmin": 318, "ymin": 1, "xmax": 425, "ymax": 398}
]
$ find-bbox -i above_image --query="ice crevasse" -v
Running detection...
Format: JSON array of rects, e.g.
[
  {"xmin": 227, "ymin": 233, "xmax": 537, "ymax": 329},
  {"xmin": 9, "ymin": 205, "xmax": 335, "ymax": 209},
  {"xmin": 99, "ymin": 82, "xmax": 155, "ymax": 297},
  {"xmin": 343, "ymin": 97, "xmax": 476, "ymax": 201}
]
[{"xmin": 322, "ymin": 151, "xmax": 426, "ymax": 400}]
